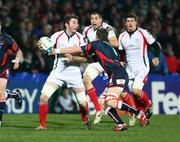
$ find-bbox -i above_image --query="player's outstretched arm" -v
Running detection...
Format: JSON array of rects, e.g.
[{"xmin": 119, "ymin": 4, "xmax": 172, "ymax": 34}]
[
  {"xmin": 11, "ymin": 48, "xmax": 23, "ymax": 69},
  {"xmin": 72, "ymin": 56, "xmax": 87, "ymax": 62},
  {"xmin": 51, "ymin": 45, "xmax": 83, "ymax": 55},
  {"xmin": 108, "ymin": 36, "xmax": 118, "ymax": 48}
]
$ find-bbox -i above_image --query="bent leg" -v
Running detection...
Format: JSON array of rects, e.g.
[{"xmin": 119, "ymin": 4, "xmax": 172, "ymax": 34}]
[
  {"xmin": 37, "ymin": 81, "xmax": 59, "ymax": 128},
  {"xmin": 0, "ymin": 78, "xmax": 8, "ymax": 126},
  {"xmin": 73, "ymin": 87, "xmax": 89, "ymax": 122},
  {"xmin": 83, "ymin": 65, "xmax": 102, "ymax": 112}
]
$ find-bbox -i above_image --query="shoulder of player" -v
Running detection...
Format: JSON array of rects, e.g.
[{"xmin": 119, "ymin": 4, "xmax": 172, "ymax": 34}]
[
  {"xmin": 83, "ymin": 25, "xmax": 93, "ymax": 33},
  {"xmin": 102, "ymin": 23, "xmax": 114, "ymax": 31},
  {"xmin": 137, "ymin": 27, "xmax": 150, "ymax": 34},
  {"xmin": 2, "ymin": 33, "xmax": 14, "ymax": 41},
  {"xmin": 118, "ymin": 30, "xmax": 127, "ymax": 39},
  {"xmin": 50, "ymin": 31, "xmax": 64, "ymax": 39},
  {"xmin": 75, "ymin": 32, "xmax": 83, "ymax": 38},
  {"xmin": 84, "ymin": 25, "xmax": 93, "ymax": 30},
  {"xmin": 83, "ymin": 25, "xmax": 93, "ymax": 35},
  {"xmin": 51, "ymin": 31, "xmax": 64, "ymax": 36}
]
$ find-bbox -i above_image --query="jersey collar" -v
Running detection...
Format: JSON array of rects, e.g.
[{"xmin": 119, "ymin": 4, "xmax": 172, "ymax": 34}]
[
  {"xmin": 64, "ymin": 30, "xmax": 76, "ymax": 39},
  {"xmin": 127, "ymin": 28, "xmax": 138, "ymax": 37}
]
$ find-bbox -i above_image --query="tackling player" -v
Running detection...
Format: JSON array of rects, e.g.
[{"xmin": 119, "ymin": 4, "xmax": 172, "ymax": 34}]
[
  {"xmin": 50, "ymin": 28, "xmax": 148, "ymax": 131},
  {"xmin": 0, "ymin": 20, "xmax": 23, "ymax": 127},
  {"xmin": 36, "ymin": 15, "xmax": 90, "ymax": 130},
  {"xmin": 82, "ymin": 11, "xmax": 118, "ymax": 124},
  {"xmin": 118, "ymin": 13, "xmax": 160, "ymax": 126}
]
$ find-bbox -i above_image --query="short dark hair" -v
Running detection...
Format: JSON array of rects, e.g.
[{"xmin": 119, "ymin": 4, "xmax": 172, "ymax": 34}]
[
  {"xmin": 124, "ymin": 12, "xmax": 137, "ymax": 21},
  {"xmin": 90, "ymin": 10, "xmax": 102, "ymax": 18},
  {"xmin": 96, "ymin": 28, "xmax": 108, "ymax": 41},
  {"xmin": 63, "ymin": 15, "xmax": 79, "ymax": 28}
]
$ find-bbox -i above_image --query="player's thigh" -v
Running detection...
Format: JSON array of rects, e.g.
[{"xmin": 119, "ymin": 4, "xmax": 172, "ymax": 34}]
[
  {"xmin": 108, "ymin": 67, "xmax": 129, "ymax": 90},
  {"xmin": 41, "ymin": 80, "xmax": 60, "ymax": 99},
  {"xmin": 72, "ymin": 87, "xmax": 87, "ymax": 106},
  {"xmin": 0, "ymin": 78, "xmax": 8, "ymax": 97},
  {"xmin": 103, "ymin": 87, "xmax": 123, "ymax": 108},
  {"xmin": 105, "ymin": 86, "xmax": 123, "ymax": 98},
  {"xmin": 83, "ymin": 62, "xmax": 103, "ymax": 81},
  {"xmin": 133, "ymin": 68, "xmax": 149, "ymax": 91}
]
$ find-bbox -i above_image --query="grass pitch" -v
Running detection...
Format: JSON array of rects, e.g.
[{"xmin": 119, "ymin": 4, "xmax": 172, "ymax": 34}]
[{"xmin": 0, "ymin": 114, "xmax": 180, "ymax": 142}]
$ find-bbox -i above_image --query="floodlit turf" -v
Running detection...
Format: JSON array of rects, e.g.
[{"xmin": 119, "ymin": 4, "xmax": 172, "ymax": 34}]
[{"xmin": 0, "ymin": 114, "xmax": 180, "ymax": 142}]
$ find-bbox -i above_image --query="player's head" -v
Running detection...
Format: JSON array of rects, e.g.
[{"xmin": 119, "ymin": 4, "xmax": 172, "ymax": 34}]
[
  {"xmin": 96, "ymin": 28, "xmax": 108, "ymax": 42},
  {"xmin": 90, "ymin": 11, "xmax": 103, "ymax": 30},
  {"xmin": 63, "ymin": 15, "xmax": 79, "ymax": 33},
  {"xmin": 124, "ymin": 12, "xmax": 138, "ymax": 32}
]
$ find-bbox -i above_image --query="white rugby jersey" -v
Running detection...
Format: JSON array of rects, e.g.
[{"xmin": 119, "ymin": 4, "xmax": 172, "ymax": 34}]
[
  {"xmin": 83, "ymin": 22, "xmax": 116, "ymax": 42},
  {"xmin": 50, "ymin": 30, "xmax": 86, "ymax": 70},
  {"xmin": 118, "ymin": 28, "xmax": 155, "ymax": 69}
]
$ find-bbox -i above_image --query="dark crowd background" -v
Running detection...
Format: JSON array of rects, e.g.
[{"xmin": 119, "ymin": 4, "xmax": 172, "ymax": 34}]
[{"xmin": 0, "ymin": 0, "xmax": 179, "ymax": 75}]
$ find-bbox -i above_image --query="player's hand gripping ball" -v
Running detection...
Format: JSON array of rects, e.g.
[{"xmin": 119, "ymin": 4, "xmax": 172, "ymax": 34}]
[{"xmin": 39, "ymin": 36, "xmax": 54, "ymax": 53}]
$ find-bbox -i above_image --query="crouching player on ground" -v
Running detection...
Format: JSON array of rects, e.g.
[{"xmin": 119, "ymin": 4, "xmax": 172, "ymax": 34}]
[{"xmin": 49, "ymin": 28, "xmax": 148, "ymax": 131}]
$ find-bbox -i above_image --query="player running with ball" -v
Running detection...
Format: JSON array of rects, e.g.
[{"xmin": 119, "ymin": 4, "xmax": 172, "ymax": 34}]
[{"xmin": 36, "ymin": 15, "xmax": 90, "ymax": 130}]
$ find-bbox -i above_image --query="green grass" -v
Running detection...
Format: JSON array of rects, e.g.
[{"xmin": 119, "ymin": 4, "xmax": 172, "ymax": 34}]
[{"xmin": 0, "ymin": 114, "xmax": 180, "ymax": 142}]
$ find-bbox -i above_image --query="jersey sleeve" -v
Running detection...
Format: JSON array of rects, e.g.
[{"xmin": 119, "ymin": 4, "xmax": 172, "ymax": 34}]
[
  {"xmin": 79, "ymin": 33, "xmax": 87, "ymax": 47},
  {"xmin": 81, "ymin": 41, "xmax": 96, "ymax": 53},
  {"xmin": 6, "ymin": 35, "xmax": 19, "ymax": 53},
  {"xmin": 106, "ymin": 26, "xmax": 116, "ymax": 39},
  {"xmin": 82, "ymin": 26, "xmax": 91, "ymax": 43},
  {"xmin": 50, "ymin": 32, "xmax": 62, "ymax": 46},
  {"xmin": 143, "ymin": 29, "xmax": 155, "ymax": 45},
  {"xmin": 82, "ymin": 27, "xmax": 87, "ymax": 37}
]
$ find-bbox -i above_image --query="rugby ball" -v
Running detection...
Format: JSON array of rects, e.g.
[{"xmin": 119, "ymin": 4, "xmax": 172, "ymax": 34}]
[{"xmin": 39, "ymin": 36, "xmax": 54, "ymax": 52}]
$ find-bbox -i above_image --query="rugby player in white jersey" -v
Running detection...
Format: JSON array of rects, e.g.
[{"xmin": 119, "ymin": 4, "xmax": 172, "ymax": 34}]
[
  {"xmin": 83, "ymin": 11, "xmax": 135, "ymax": 124},
  {"xmin": 36, "ymin": 15, "xmax": 90, "ymax": 130},
  {"xmin": 118, "ymin": 13, "xmax": 160, "ymax": 126},
  {"xmin": 82, "ymin": 11, "xmax": 119, "ymax": 124}
]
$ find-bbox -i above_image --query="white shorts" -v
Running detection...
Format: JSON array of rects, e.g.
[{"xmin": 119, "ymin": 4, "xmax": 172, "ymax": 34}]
[
  {"xmin": 47, "ymin": 66, "xmax": 84, "ymax": 88},
  {"xmin": 126, "ymin": 66, "xmax": 149, "ymax": 90}
]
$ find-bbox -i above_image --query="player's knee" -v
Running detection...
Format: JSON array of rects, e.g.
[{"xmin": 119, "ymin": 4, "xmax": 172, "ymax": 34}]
[
  {"xmin": 83, "ymin": 75, "xmax": 92, "ymax": 86},
  {"xmin": 0, "ymin": 90, "xmax": 5, "ymax": 98},
  {"xmin": 132, "ymin": 88, "xmax": 141, "ymax": 97},
  {"xmin": 0, "ymin": 91, "xmax": 6, "ymax": 101},
  {"xmin": 119, "ymin": 91, "xmax": 126, "ymax": 98},
  {"xmin": 99, "ymin": 99, "xmax": 105, "ymax": 109},
  {"xmin": 40, "ymin": 83, "xmax": 56, "ymax": 101},
  {"xmin": 99, "ymin": 94, "xmax": 106, "ymax": 109},
  {"xmin": 0, "ymin": 90, "xmax": 3, "ymax": 96},
  {"xmin": 39, "ymin": 94, "xmax": 49, "ymax": 104},
  {"xmin": 75, "ymin": 91, "xmax": 87, "ymax": 107},
  {"xmin": 104, "ymin": 93, "xmax": 118, "ymax": 107}
]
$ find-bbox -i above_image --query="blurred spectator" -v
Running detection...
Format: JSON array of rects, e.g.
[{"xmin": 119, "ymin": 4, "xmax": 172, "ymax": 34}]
[
  {"xmin": 0, "ymin": 0, "xmax": 179, "ymax": 74},
  {"xmin": 164, "ymin": 43, "xmax": 179, "ymax": 74},
  {"xmin": 54, "ymin": 87, "xmax": 79, "ymax": 114},
  {"xmin": 149, "ymin": 51, "xmax": 168, "ymax": 75}
]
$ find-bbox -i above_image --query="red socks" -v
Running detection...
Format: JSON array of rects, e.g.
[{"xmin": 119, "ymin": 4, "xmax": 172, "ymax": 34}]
[
  {"xmin": 134, "ymin": 91, "xmax": 151, "ymax": 112},
  {"xmin": 39, "ymin": 103, "xmax": 48, "ymax": 127},
  {"xmin": 86, "ymin": 87, "xmax": 101, "ymax": 112},
  {"xmin": 139, "ymin": 91, "xmax": 151, "ymax": 108},
  {"xmin": 121, "ymin": 92, "xmax": 135, "ymax": 108},
  {"xmin": 80, "ymin": 102, "xmax": 88, "ymax": 122}
]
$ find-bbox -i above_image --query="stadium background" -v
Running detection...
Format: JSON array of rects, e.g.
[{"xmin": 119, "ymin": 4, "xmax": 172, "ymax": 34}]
[{"xmin": 0, "ymin": 0, "xmax": 179, "ymax": 114}]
